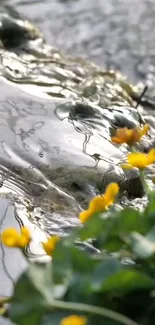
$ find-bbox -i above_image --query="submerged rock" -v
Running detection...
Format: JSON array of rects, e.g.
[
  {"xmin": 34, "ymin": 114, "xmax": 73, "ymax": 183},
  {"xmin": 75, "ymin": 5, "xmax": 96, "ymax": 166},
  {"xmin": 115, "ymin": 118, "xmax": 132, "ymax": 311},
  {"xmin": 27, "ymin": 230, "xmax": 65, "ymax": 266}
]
[{"xmin": 0, "ymin": 10, "xmax": 42, "ymax": 48}]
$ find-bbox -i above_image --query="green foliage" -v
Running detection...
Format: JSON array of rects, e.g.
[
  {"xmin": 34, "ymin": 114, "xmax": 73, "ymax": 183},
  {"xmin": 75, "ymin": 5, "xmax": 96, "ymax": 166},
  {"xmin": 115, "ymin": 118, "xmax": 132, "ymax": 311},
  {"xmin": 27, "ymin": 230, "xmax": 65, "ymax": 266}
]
[{"xmin": 3, "ymin": 182, "xmax": 155, "ymax": 325}]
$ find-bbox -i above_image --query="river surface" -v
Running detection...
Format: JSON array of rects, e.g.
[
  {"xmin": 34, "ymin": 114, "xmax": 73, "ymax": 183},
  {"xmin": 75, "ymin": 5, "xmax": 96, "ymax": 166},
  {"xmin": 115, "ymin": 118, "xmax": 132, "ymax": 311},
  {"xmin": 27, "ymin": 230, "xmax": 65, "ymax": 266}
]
[
  {"xmin": 1, "ymin": 1, "xmax": 155, "ymax": 323},
  {"xmin": 4, "ymin": 0, "xmax": 155, "ymax": 83}
]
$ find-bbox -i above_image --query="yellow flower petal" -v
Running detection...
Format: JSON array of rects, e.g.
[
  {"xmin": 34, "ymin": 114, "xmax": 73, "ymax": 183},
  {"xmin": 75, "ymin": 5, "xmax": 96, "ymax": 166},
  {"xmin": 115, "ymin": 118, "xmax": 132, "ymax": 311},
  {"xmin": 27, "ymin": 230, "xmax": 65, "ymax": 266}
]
[
  {"xmin": 103, "ymin": 182, "xmax": 119, "ymax": 206},
  {"xmin": 1, "ymin": 228, "xmax": 20, "ymax": 247},
  {"xmin": 111, "ymin": 124, "xmax": 149, "ymax": 146},
  {"xmin": 89, "ymin": 196, "xmax": 106, "ymax": 212},
  {"xmin": 60, "ymin": 315, "xmax": 87, "ymax": 325},
  {"xmin": 79, "ymin": 196, "xmax": 108, "ymax": 223},
  {"xmin": 18, "ymin": 227, "xmax": 31, "ymax": 247},
  {"xmin": 79, "ymin": 183, "xmax": 119, "ymax": 223},
  {"xmin": 148, "ymin": 149, "xmax": 155, "ymax": 164},
  {"xmin": 1, "ymin": 227, "xmax": 31, "ymax": 248},
  {"xmin": 42, "ymin": 235, "xmax": 60, "ymax": 256},
  {"xmin": 111, "ymin": 136, "xmax": 124, "ymax": 144},
  {"xmin": 79, "ymin": 209, "xmax": 92, "ymax": 223},
  {"xmin": 127, "ymin": 152, "xmax": 150, "ymax": 169}
]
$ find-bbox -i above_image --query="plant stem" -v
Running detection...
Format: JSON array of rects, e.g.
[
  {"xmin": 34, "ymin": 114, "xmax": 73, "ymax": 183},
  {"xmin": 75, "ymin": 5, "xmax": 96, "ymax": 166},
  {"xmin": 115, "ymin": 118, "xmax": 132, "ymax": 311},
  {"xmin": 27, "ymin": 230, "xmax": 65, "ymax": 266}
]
[{"xmin": 48, "ymin": 299, "xmax": 139, "ymax": 325}]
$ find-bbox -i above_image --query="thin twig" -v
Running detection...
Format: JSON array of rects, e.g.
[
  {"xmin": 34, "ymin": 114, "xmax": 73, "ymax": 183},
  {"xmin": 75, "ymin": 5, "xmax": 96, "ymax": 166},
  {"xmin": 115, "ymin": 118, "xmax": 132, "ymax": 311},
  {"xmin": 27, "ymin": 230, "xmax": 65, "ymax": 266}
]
[{"xmin": 135, "ymin": 85, "xmax": 148, "ymax": 109}]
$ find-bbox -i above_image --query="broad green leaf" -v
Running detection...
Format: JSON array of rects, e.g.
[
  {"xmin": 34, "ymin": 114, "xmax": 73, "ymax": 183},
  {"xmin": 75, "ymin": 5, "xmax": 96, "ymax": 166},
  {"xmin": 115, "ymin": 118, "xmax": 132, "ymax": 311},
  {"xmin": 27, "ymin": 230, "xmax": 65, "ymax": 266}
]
[
  {"xmin": 77, "ymin": 214, "xmax": 105, "ymax": 241},
  {"xmin": 52, "ymin": 241, "xmax": 73, "ymax": 283},
  {"xmin": 52, "ymin": 241, "xmax": 98, "ymax": 303},
  {"xmin": 10, "ymin": 262, "xmax": 54, "ymax": 325},
  {"xmin": 66, "ymin": 274, "xmax": 93, "ymax": 303},
  {"xmin": 110, "ymin": 208, "xmax": 149, "ymax": 236},
  {"xmin": 53, "ymin": 242, "xmax": 97, "ymax": 275},
  {"xmin": 78, "ymin": 207, "xmax": 149, "ymax": 244},
  {"xmin": 42, "ymin": 312, "xmax": 74, "ymax": 325},
  {"xmin": 101, "ymin": 269, "xmax": 155, "ymax": 293},
  {"xmin": 91, "ymin": 258, "xmax": 122, "ymax": 291},
  {"xmin": 97, "ymin": 233, "xmax": 126, "ymax": 254},
  {"xmin": 98, "ymin": 235, "xmax": 126, "ymax": 252}
]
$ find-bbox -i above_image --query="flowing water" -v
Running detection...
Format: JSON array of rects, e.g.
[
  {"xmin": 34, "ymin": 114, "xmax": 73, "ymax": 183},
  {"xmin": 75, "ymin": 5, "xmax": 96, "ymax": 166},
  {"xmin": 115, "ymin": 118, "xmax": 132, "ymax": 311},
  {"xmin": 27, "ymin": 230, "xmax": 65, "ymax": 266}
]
[{"xmin": 1, "ymin": 1, "xmax": 155, "ymax": 321}]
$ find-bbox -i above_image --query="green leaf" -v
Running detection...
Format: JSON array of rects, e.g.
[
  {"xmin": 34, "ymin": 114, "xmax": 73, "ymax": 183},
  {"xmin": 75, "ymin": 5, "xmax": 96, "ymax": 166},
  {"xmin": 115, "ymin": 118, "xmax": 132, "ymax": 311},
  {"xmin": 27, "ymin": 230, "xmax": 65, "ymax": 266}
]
[
  {"xmin": 101, "ymin": 236, "xmax": 125, "ymax": 252},
  {"xmin": 52, "ymin": 241, "xmax": 98, "ymax": 303},
  {"xmin": 82, "ymin": 208, "xmax": 149, "ymax": 252},
  {"xmin": 77, "ymin": 214, "xmax": 105, "ymax": 241},
  {"xmin": 53, "ymin": 242, "xmax": 97, "ymax": 275},
  {"xmin": 91, "ymin": 258, "xmax": 122, "ymax": 291},
  {"xmin": 66, "ymin": 274, "xmax": 93, "ymax": 303},
  {"xmin": 110, "ymin": 208, "xmax": 149, "ymax": 236},
  {"xmin": 42, "ymin": 311, "xmax": 74, "ymax": 325},
  {"xmin": 10, "ymin": 262, "xmax": 56, "ymax": 325},
  {"xmin": 52, "ymin": 241, "xmax": 73, "ymax": 283},
  {"xmin": 130, "ymin": 232, "xmax": 155, "ymax": 259},
  {"xmin": 78, "ymin": 207, "xmax": 149, "ymax": 245},
  {"xmin": 101, "ymin": 269, "xmax": 155, "ymax": 293}
]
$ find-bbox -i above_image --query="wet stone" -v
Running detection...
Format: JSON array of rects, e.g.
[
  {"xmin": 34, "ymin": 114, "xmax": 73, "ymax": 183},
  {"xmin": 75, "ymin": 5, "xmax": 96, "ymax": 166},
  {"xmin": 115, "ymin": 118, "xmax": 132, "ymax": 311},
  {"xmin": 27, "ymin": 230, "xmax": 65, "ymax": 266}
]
[{"xmin": 0, "ymin": 13, "xmax": 41, "ymax": 48}]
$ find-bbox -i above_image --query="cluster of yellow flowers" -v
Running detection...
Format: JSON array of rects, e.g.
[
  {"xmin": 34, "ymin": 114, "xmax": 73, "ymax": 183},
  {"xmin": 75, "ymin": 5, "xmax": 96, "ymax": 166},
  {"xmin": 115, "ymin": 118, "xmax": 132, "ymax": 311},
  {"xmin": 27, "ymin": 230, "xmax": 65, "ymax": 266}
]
[
  {"xmin": 111, "ymin": 123, "xmax": 155, "ymax": 169},
  {"xmin": 79, "ymin": 123, "xmax": 153, "ymax": 222},
  {"xmin": 111, "ymin": 124, "xmax": 149, "ymax": 145},
  {"xmin": 1, "ymin": 227, "xmax": 31, "ymax": 248},
  {"xmin": 0, "ymin": 227, "xmax": 60, "ymax": 257}
]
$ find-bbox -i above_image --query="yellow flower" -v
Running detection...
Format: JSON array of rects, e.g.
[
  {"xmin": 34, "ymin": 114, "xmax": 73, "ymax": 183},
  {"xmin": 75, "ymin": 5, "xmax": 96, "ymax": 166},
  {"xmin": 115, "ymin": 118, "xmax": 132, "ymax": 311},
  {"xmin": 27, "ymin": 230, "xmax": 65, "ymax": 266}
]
[
  {"xmin": 1, "ymin": 227, "xmax": 31, "ymax": 248},
  {"xmin": 42, "ymin": 235, "xmax": 60, "ymax": 256},
  {"xmin": 122, "ymin": 149, "xmax": 155, "ymax": 169},
  {"xmin": 60, "ymin": 315, "xmax": 87, "ymax": 325},
  {"xmin": 79, "ymin": 209, "xmax": 92, "ymax": 223},
  {"xmin": 102, "ymin": 182, "xmax": 120, "ymax": 206},
  {"xmin": 79, "ymin": 183, "xmax": 119, "ymax": 223},
  {"xmin": 111, "ymin": 124, "xmax": 149, "ymax": 145},
  {"xmin": 147, "ymin": 149, "xmax": 155, "ymax": 164}
]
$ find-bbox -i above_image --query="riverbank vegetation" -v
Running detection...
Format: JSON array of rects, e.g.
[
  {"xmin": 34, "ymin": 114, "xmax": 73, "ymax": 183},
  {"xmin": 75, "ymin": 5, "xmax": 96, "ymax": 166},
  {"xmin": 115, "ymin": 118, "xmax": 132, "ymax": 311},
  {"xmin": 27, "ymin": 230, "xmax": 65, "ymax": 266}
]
[{"xmin": 1, "ymin": 124, "xmax": 155, "ymax": 325}]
